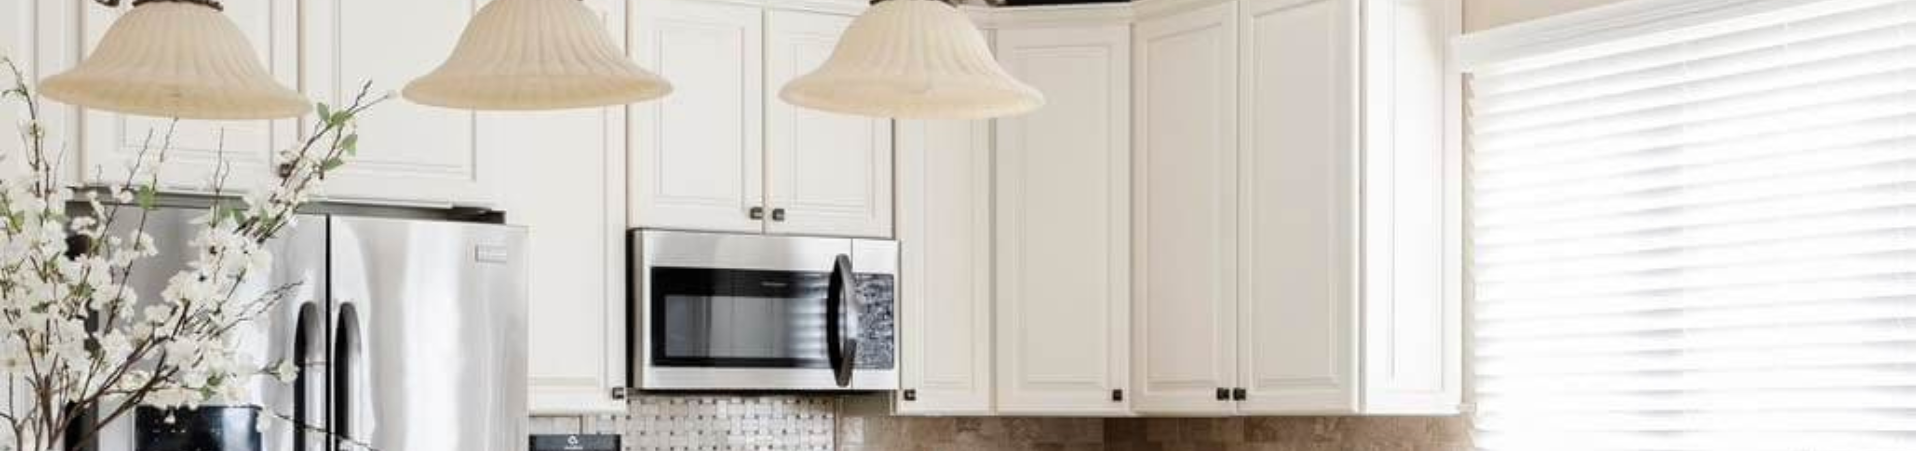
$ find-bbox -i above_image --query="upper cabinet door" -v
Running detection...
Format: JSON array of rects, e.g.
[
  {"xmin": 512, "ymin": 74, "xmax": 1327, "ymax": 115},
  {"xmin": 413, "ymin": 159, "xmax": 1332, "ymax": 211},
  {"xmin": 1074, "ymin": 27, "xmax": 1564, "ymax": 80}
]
[
  {"xmin": 304, "ymin": 0, "xmax": 488, "ymax": 206},
  {"xmin": 630, "ymin": 0, "xmax": 766, "ymax": 233},
  {"xmin": 1237, "ymin": 0, "xmax": 1360, "ymax": 415},
  {"xmin": 1131, "ymin": 1, "xmax": 1241, "ymax": 416},
  {"xmin": 993, "ymin": 24, "xmax": 1132, "ymax": 416},
  {"xmin": 77, "ymin": 0, "xmax": 298, "ymax": 194},
  {"xmin": 896, "ymin": 119, "xmax": 994, "ymax": 415},
  {"xmin": 1, "ymin": 0, "xmax": 81, "ymax": 184},
  {"xmin": 764, "ymin": 10, "xmax": 894, "ymax": 239}
]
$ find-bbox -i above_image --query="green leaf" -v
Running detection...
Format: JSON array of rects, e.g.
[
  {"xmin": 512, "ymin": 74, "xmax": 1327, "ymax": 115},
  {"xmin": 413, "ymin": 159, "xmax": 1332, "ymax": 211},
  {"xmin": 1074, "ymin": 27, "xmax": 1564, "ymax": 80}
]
[
  {"xmin": 321, "ymin": 157, "xmax": 346, "ymax": 172},
  {"xmin": 315, "ymin": 102, "xmax": 332, "ymax": 121},
  {"xmin": 136, "ymin": 186, "xmax": 157, "ymax": 210},
  {"xmin": 330, "ymin": 110, "xmax": 354, "ymax": 126},
  {"xmin": 340, "ymin": 133, "xmax": 359, "ymax": 156}
]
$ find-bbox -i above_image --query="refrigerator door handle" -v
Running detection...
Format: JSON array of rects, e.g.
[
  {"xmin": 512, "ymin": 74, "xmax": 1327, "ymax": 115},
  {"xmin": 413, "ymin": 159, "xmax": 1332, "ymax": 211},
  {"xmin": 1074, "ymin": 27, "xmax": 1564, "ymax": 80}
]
[
  {"xmin": 291, "ymin": 302, "xmax": 326, "ymax": 451},
  {"xmin": 825, "ymin": 254, "xmax": 859, "ymax": 388},
  {"xmin": 331, "ymin": 302, "xmax": 363, "ymax": 451}
]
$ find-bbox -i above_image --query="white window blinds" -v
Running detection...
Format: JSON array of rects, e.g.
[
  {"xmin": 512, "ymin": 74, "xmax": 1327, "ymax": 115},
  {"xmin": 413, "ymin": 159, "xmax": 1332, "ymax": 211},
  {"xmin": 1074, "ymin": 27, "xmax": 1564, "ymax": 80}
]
[{"xmin": 1466, "ymin": 0, "xmax": 1916, "ymax": 450}]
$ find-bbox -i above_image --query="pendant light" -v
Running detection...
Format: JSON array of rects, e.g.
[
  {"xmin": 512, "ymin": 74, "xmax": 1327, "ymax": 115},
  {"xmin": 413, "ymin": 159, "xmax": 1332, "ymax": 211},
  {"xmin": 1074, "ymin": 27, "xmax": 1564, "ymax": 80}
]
[
  {"xmin": 40, "ymin": 0, "xmax": 309, "ymax": 120},
  {"xmin": 404, "ymin": 0, "xmax": 672, "ymax": 111},
  {"xmin": 780, "ymin": 0, "xmax": 1043, "ymax": 120}
]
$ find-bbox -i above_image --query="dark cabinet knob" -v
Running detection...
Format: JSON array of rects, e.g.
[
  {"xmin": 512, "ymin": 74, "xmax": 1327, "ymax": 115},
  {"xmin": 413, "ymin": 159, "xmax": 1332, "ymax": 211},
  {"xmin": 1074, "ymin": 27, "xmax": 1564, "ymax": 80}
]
[
  {"xmin": 1215, "ymin": 388, "xmax": 1231, "ymax": 401},
  {"xmin": 1232, "ymin": 388, "xmax": 1248, "ymax": 401},
  {"xmin": 902, "ymin": 389, "xmax": 918, "ymax": 401},
  {"xmin": 749, "ymin": 207, "xmax": 766, "ymax": 220},
  {"xmin": 1111, "ymin": 389, "xmax": 1124, "ymax": 402},
  {"xmin": 771, "ymin": 208, "xmax": 787, "ymax": 222}
]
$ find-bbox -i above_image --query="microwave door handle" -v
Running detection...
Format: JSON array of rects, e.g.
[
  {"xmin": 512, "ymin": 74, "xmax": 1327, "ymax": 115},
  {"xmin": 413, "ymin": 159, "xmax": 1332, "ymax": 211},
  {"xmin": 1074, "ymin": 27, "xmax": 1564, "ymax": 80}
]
[{"xmin": 826, "ymin": 255, "xmax": 859, "ymax": 388}]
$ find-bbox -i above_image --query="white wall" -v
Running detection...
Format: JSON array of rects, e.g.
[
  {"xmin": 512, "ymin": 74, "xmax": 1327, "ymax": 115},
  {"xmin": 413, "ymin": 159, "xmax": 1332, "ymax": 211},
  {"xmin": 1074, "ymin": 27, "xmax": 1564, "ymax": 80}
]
[{"xmin": 1466, "ymin": 0, "xmax": 1630, "ymax": 31}]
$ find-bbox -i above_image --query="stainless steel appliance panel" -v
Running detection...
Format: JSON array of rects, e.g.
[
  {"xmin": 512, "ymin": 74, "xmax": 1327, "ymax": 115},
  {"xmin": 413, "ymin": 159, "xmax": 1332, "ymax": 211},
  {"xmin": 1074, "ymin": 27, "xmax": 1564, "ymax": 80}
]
[
  {"xmin": 97, "ymin": 209, "xmax": 330, "ymax": 451},
  {"xmin": 329, "ymin": 217, "xmax": 527, "ymax": 451}
]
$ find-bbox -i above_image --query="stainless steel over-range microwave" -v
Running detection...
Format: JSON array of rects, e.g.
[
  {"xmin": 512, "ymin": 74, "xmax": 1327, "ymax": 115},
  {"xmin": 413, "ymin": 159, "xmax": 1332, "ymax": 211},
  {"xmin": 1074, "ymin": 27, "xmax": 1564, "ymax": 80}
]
[{"xmin": 630, "ymin": 230, "xmax": 898, "ymax": 391}]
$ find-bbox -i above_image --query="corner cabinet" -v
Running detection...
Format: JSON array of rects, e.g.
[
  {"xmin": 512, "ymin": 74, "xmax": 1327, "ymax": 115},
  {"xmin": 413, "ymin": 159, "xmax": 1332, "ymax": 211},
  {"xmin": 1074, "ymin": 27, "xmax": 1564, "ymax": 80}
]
[
  {"xmin": 992, "ymin": 23, "xmax": 1133, "ymax": 416},
  {"xmin": 1130, "ymin": 0, "xmax": 1463, "ymax": 415},
  {"xmin": 631, "ymin": 2, "xmax": 893, "ymax": 239},
  {"xmin": 504, "ymin": 0, "xmax": 631, "ymax": 416}
]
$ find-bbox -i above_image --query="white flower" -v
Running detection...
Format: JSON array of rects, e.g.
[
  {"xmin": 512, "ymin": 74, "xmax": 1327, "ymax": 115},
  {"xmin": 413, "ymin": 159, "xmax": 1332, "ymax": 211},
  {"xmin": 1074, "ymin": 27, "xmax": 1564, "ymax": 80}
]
[{"xmin": 271, "ymin": 360, "xmax": 298, "ymax": 383}]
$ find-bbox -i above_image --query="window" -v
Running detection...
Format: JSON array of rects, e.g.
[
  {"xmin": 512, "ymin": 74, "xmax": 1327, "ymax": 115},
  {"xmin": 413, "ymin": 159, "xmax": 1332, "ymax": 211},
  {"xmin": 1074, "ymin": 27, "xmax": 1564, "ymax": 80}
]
[{"xmin": 1461, "ymin": 0, "xmax": 1916, "ymax": 450}]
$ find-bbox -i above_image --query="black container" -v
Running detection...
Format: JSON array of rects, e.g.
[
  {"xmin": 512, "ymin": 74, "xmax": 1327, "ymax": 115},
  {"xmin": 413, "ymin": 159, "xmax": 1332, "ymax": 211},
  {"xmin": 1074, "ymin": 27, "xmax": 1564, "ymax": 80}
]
[{"xmin": 135, "ymin": 406, "xmax": 263, "ymax": 451}]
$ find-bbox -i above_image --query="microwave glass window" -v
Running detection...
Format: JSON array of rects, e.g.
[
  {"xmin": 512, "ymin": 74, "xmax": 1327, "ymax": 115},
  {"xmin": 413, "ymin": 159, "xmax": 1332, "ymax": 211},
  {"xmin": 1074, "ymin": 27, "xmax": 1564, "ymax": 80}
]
[
  {"xmin": 660, "ymin": 293, "xmax": 826, "ymax": 362},
  {"xmin": 650, "ymin": 267, "xmax": 830, "ymax": 368}
]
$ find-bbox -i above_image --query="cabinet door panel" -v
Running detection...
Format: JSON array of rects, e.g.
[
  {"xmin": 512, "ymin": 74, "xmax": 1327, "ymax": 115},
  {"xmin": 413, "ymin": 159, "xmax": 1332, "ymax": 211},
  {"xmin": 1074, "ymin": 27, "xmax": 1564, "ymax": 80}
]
[
  {"xmin": 631, "ymin": 0, "xmax": 764, "ymax": 233},
  {"xmin": 304, "ymin": 0, "xmax": 486, "ymax": 206},
  {"xmin": 1238, "ymin": 0, "xmax": 1359, "ymax": 415},
  {"xmin": 764, "ymin": 10, "xmax": 893, "ymax": 239},
  {"xmin": 5, "ymin": 0, "xmax": 83, "ymax": 184},
  {"xmin": 994, "ymin": 25, "xmax": 1131, "ymax": 416},
  {"xmin": 78, "ymin": 0, "xmax": 296, "ymax": 194},
  {"xmin": 1132, "ymin": 2, "xmax": 1240, "ymax": 416},
  {"xmin": 896, "ymin": 119, "xmax": 993, "ymax": 415},
  {"xmin": 504, "ymin": 0, "xmax": 629, "ymax": 415}
]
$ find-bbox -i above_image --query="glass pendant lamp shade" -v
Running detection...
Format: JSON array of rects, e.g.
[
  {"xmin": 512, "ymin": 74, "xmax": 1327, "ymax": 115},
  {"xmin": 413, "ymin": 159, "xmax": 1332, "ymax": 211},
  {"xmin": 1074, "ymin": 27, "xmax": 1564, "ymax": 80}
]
[
  {"xmin": 404, "ymin": 0, "xmax": 672, "ymax": 111},
  {"xmin": 40, "ymin": 1, "xmax": 309, "ymax": 120},
  {"xmin": 779, "ymin": 0, "xmax": 1043, "ymax": 120}
]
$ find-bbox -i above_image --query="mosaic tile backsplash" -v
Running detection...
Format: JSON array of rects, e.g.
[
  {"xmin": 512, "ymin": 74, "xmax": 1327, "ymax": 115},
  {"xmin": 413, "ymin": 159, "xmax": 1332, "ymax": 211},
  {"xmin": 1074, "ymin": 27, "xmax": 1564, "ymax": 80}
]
[{"xmin": 531, "ymin": 395, "xmax": 1472, "ymax": 451}]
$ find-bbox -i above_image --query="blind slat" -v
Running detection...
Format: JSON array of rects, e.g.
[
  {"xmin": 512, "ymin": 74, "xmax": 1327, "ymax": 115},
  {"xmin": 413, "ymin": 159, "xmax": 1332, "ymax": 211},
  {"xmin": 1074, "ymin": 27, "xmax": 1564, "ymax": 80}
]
[{"xmin": 1470, "ymin": 1, "xmax": 1916, "ymax": 449}]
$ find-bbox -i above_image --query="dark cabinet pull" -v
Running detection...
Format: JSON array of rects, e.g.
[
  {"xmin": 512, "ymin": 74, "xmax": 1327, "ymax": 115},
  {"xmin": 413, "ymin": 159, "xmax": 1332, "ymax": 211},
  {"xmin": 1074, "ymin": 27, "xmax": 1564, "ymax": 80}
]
[
  {"xmin": 1111, "ymin": 389, "xmax": 1124, "ymax": 402},
  {"xmin": 1232, "ymin": 388, "xmax": 1248, "ymax": 401},
  {"xmin": 749, "ymin": 207, "xmax": 766, "ymax": 220},
  {"xmin": 771, "ymin": 208, "xmax": 787, "ymax": 222},
  {"xmin": 902, "ymin": 389, "xmax": 918, "ymax": 401},
  {"xmin": 1215, "ymin": 388, "xmax": 1231, "ymax": 401}
]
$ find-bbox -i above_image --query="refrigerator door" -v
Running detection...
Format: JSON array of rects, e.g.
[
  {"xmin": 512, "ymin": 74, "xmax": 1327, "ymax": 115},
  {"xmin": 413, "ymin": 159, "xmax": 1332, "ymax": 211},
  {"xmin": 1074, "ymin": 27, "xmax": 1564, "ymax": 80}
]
[
  {"xmin": 95, "ymin": 208, "xmax": 330, "ymax": 451},
  {"xmin": 329, "ymin": 217, "xmax": 528, "ymax": 451}
]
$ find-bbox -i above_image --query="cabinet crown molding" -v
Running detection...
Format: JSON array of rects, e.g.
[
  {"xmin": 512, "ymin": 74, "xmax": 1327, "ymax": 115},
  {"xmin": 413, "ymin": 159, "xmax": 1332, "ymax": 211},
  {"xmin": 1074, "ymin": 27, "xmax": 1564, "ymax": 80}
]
[{"xmin": 968, "ymin": 3, "xmax": 1134, "ymax": 29}]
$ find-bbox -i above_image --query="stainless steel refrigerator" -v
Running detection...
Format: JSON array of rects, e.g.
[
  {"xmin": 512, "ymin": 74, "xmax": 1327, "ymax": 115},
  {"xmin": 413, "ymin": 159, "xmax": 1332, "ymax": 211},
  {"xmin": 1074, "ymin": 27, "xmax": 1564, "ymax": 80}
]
[{"xmin": 95, "ymin": 208, "xmax": 528, "ymax": 451}]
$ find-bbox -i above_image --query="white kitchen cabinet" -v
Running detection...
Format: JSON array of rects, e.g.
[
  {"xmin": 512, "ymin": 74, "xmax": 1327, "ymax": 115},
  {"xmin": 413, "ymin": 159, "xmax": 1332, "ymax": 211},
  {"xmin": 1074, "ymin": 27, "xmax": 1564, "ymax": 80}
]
[
  {"xmin": 992, "ymin": 24, "xmax": 1132, "ymax": 416},
  {"xmin": 303, "ymin": 0, "xmax": 491, "ymax": 207},
  {"xmin": 1236, "ymin": 0, "xmax": 1360, "ymax": 414},
  {"xmin": 1238, "ymin": 0, "xmax": 1462, "ymax": 415},
  {"xmin": 500, "ymin": 0, "xmax": 630, "ymax": 416},
  {"xmin": 1, "ymin": 0, "xmax": 81, "ymax": 184},
  {"xmin": 1130, "ymin": 1, "xmax": 1240, "ymax": 416},
  {"xmin": 630, "ymin": 0, "xmax": 765, "ymax": 234},
  {"xmin": 895, "ymin": 119, "xmax": 994, "ymax": 416},
  {"xmin": 76, "ymin": 0, "xmax": 297, "ymax": 194},
  {"xmin": 764, "ymin": 10, "xmax": 893, "ymax": 238},
  {"xmin": 629, "ymin": 5, "xmax": 892, "ymax": 239},
  {"xmin": 1126, "ymin": 0, "xmax": 1460, "ymax": 416}
]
